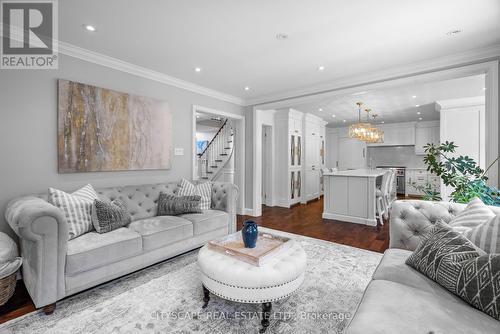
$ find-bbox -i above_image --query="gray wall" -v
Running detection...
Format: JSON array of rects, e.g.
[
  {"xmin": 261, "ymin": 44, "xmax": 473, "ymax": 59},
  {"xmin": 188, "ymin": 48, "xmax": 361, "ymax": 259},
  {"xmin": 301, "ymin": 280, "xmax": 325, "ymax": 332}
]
[{"xmin": 0, "ymin": 55, "xmax": 244, "ymax": 238}]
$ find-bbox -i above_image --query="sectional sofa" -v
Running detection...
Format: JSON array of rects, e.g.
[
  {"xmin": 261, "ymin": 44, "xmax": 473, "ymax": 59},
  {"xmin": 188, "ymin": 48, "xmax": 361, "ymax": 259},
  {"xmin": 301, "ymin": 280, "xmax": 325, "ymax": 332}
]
[
  {"xmin": 345, "ymin": 200, "xmax": 500, "ymax": 334},
  {"xmin": 5, "ymin": 181, "xmax": 238, "ymax": 314}
]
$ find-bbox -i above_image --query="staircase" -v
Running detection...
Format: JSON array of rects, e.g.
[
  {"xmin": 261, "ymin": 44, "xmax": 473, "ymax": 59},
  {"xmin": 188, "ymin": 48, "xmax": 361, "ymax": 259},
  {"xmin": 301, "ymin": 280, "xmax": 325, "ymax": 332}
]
[{"xmin": 198, "ymin": 119, "xmax": 235, "ymax": 181}]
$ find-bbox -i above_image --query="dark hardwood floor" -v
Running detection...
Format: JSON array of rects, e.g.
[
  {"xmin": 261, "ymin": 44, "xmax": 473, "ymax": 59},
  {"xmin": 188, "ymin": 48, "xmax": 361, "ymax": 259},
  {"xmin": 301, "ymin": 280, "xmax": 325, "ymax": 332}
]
[
  {"xmin": 1, "ymin": 197, "xmax": 390, "ymax": 323},
  {"xmin": 237, "ymin": 197, "xmax": 389, "ymax": 253}
]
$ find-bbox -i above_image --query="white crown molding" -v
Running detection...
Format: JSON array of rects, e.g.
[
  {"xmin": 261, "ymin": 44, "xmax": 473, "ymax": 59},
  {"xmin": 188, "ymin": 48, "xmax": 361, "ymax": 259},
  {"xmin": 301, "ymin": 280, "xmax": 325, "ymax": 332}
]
[
  {"xmin": 436, "ymin": 96, "xmax": 486, "ymax": 110},
  {"xmin": 245, "ymin": 44, "xmax": 500, "ymax": 106},
  {"xmin": 58, "ymin": 42, "xmax": 244, "ymax": 105},
  {"xmin": 0, "ymin": 25, "xmax": 244, "ymax": 105}
]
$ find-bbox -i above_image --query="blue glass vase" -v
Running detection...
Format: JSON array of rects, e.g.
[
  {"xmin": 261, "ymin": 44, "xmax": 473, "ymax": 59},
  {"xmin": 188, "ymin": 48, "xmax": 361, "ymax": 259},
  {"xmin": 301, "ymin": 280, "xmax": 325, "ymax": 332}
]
[{"xmin": 242, "ymin": 220, "xmax": 258, "ymax": 248}]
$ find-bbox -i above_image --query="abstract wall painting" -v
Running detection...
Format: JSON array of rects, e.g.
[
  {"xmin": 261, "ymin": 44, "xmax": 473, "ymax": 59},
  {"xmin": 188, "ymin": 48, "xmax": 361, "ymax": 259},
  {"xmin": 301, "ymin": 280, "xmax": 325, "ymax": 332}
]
[{"xmin": 57, "ymin": 79, "xmax": 172, "ymax": 173}]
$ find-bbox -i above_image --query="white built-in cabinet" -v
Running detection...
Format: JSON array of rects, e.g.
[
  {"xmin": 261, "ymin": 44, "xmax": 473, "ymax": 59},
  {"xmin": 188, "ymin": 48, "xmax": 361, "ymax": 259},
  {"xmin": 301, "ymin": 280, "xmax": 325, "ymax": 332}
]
[
  {"xmin": 275, "ymin": 109, "xmax": 304, "ymax": 207},
  {"xmin": 274, "ymin": 109, "xmax": 326, "ymax": 207},
  {"xmin": 303, "ymin": 114, "xmax": 327, "ymax": 202},
  {"xmin": 415, "ymin": 121, "xmax": 440, "ymax": 155}
]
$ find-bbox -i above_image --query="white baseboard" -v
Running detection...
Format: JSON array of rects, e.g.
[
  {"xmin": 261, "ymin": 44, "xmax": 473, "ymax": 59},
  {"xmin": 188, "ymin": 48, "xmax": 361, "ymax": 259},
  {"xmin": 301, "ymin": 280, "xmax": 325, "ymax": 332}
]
[{"xmin": 241, "ymin": 208, "xmax": 262, "ymax": 217}]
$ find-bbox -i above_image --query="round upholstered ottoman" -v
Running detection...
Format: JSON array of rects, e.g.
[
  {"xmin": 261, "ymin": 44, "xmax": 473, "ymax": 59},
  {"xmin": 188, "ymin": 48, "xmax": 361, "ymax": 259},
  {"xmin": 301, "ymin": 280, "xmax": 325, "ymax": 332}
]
[{"xmin": 197, "ymin": 240, "xmax": 307, "ymax": 333}]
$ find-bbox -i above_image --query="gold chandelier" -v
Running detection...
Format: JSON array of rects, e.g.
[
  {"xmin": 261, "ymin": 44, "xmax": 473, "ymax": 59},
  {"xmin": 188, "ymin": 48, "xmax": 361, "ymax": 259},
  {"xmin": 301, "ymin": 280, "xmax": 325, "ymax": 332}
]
[
  {"xmin": 349, "ymin": 102, "xmax": 371, "ymax": 140},
  {"xmin": 349, "ymin": 103, "xmax": 384, "ymax": 143}
]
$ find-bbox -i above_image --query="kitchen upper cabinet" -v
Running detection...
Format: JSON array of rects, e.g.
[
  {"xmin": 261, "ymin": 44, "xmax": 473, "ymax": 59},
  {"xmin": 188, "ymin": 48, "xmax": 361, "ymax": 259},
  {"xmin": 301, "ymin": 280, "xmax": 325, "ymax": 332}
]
[
  {"xmin": 338, "ymin": 137, "xmax": 367, "ymax": 170},
  {"xmin": 415, "ymin": 121, "xmax": 440, "ymax": 155},
  {"xmin": 368, "ymin": 123, "xmax": 415, "ymax": 147}
]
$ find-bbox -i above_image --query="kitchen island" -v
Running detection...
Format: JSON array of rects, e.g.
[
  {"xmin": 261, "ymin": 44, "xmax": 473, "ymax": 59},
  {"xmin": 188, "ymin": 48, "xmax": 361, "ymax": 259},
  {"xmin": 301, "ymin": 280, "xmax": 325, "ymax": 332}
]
[{"xmin": 322, "ymin": 169, "xmax": 387, "ymax": 226}]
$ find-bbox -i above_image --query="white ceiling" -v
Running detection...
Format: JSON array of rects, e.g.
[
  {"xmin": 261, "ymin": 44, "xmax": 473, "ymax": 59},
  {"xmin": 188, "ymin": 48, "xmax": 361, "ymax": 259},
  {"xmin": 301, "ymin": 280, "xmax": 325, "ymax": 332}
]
[
  {"xmin": 60, "ymin": 0, "xmax": 500, "ymax": 103},
  {"xmin": 290, "ymin": 74, "xmax": 485, "ymax": 127}
]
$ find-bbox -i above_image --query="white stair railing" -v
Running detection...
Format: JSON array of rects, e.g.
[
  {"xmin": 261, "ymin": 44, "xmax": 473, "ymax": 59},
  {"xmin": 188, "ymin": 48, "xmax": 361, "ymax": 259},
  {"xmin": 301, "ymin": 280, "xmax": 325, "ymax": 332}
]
[{"xmin": 198, "ymin": 120, "xmax": 234, "ymax": 181}]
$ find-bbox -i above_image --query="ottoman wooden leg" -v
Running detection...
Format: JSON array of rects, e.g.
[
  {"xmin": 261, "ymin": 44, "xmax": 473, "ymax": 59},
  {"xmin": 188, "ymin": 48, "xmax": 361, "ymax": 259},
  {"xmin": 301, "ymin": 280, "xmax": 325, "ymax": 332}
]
[
  {"xmin": 260, "ymin": 302, "xmax": 272, "ymax": 333},
  {"xmin": 202, "ymin": 285, "xmax": 210, "ymax": 308}
]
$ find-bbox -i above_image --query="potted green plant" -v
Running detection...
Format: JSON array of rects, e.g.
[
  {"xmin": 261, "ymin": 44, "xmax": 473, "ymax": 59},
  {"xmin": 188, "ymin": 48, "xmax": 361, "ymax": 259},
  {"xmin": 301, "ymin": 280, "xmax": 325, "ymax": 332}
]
[{"xmin": 422, "ymin": 141, "xmax": 500, "ymax": 206}]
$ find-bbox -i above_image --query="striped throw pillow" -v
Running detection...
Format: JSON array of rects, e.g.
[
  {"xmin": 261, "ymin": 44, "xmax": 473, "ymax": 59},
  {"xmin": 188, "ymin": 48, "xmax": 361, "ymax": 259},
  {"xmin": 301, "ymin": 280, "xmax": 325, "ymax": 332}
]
[
  {"xmin": 449, "ymin": 198, "xmax": 496, "ymax": 234},
  {"xmin": 463, "ymin": 215, "xmax": 500, "ymax": 254},
  {"xmin": 49, "ymin": 184, "xmax": 99, "ymax": 239},
  {"xmin": 177, "ymin": 178, "xmax": 211, "ymax": 210}
]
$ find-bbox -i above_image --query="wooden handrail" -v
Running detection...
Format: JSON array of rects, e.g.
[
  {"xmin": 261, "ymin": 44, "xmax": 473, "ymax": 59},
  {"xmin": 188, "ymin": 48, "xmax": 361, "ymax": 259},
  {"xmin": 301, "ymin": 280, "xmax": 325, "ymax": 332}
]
[{"xmin": 198, "ymin": 119, "xmax": 228, "ymax": 157}]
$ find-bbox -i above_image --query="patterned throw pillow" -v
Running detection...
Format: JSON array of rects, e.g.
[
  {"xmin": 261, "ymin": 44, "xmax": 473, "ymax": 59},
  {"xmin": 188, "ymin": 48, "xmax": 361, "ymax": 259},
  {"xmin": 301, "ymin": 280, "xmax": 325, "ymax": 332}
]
[
  {"xmin": 455, "ymin": 254, "xmax": 500, "ymax": 320},
  {"xmin": 157, "ymin": 193, "xmax": 202, "ymax": 216},
  {"xmin": 91, "ymin": 199, "xmax": 132, "ymax": 234},
  {"xmin": 463, "ymin": 215, "xmax": 500, "ymax": 254},
  {"xmin": 177, "ymin": 178, "xmax": 211, "ymax": 210},
  {"xmin": 449, "ymin": 197, "xmax": 496, "ymax": 233},
  {"xmin": 406, "ymin": 220, "xmax": 485, "ymax": 282},
  {"xmin": 49, "ymin": 184, "xmax": 99, "ymax": 239}
]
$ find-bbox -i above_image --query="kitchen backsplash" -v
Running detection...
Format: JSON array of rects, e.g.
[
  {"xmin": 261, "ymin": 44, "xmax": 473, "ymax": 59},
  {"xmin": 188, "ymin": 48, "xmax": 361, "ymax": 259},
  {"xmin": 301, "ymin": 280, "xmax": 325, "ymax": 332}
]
[{"xmin": 367, "ymin": 145, "xmax": 427, "ymax": 168}]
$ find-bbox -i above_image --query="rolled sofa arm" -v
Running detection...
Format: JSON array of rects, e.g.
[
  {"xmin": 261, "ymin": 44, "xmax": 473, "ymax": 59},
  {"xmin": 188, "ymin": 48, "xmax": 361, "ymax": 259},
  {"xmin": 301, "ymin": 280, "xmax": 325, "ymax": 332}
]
[
  {"xmin": 5, "ymin": 196, "xmax": 68, "ymax": 308},
  {"xmin": 389, "ymin": 200, "xmax": 467, "ymax": 251},
  {"xmin": 211, "ymin": 182, "xmax": 239, "ymax": 234}
]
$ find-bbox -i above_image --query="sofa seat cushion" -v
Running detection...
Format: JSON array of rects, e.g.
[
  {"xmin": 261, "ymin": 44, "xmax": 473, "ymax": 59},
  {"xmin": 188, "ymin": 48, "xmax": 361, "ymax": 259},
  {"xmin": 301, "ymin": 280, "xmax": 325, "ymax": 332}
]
[
  {"xmin": 345, "ymin": 280, "xmax": 500, "ymax": 334},
  {"xmin": 373, "ymin": 249, "xmax": 463, "ymax": 303},
  {"xmin": 66, "ymin": 228, "xmax": 142, "ymax": 275},
  {"xmin": 128, "ymin": 216, "xmax": 193, "ymax": 251},
  {"xmin": 179, "ymin": 210, "xmax": 228, "ymax": 235}
]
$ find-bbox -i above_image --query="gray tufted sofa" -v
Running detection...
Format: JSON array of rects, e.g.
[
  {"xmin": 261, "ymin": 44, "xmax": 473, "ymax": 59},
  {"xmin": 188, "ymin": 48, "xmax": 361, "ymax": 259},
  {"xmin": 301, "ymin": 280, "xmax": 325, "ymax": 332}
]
[
  {"xmin": 5, "ymin": 181, "xmax": 238, "ymax": 313},
  {"xmin": 346, "ymin": 200, "xmax": 500, "ymax": 334}
]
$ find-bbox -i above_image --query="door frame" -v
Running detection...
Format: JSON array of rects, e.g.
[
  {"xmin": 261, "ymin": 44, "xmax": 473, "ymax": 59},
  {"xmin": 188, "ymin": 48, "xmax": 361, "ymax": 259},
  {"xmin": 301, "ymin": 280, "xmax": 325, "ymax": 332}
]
[
  {"xmin": 262, "ymin": 124, "xmax": 274, "ymax": 206},
  {"xmin": 192, "ymin": 105, "xmax": 245, "ymax": 215}
]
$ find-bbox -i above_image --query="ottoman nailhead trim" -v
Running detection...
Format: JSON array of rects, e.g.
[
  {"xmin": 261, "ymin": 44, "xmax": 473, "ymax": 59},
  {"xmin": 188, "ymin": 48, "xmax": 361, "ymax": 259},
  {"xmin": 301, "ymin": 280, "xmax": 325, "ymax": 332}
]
[
  {"xmin": 204, "ymin": 285, "xmax": 302, "ymax": 304},
  {"xmin": 203, "ymin": 272, "xmax": 303, "ymax": 290}
]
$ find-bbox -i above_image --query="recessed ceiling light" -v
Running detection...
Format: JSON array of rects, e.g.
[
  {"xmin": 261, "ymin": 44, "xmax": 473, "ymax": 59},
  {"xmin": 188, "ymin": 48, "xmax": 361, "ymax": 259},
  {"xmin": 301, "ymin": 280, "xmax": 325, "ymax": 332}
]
[
  {"xmin": 318, "ymin": 108, "xmax": 323, "ymax": 112},
  {"xmin": 194, "ymin": 67, "xmax": 202, "ymax": 72},
  {"xmin": 415, "ymin": 104, "xmax": 420, "ymax": 107},
  {"xmin": 381, "ymin": 121, "xmax": 385, "ymax": 124},
  {"xmin": 446, "ymin": 29, "xmax": 462, "ymax": 36},
  {"xmin": 83, "ymin": 24, "xmax": 96, "ymax": 32},
  {"xmin": 342, "ymin": 119, "xmax": 346, "ymax": 123},
  {"xmin": 317, "ymin": 66, "xmax": 325, "ymax": 71},
  {"xmin": 418, "ymin": 117, "xmax": 423, "ymax": 121},
  {"xmin": 196, "ymin": 115, "xmax": 200, "ymax": 119},
  {"xmin": 332, "ymin": 114, "xmax": 336, "ymax": 118},
  {"xmin": 417, "ymin": 111, "xmax": 421, "ymax": 115},
  {"xmin": 412, "ymin": 95, "xmax": 417, "ymax": 99},
  {"xmin": 244, "ymin": 86, "xmax": 250, "ymax": 91},
  {"xmin": 275, "ymin": 33, "xmax": 289, "ymax": 40},
  {"xmin": 483, "ymin": 87, "xmax": 487, "ymax": 91}
]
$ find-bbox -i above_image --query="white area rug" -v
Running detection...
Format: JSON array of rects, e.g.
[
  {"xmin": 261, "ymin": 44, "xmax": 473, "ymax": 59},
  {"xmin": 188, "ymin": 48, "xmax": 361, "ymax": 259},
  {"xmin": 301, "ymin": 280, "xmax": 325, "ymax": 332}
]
[{"xmin": 0, "ymin": 228, "xmax": 382, "ymax": 334}]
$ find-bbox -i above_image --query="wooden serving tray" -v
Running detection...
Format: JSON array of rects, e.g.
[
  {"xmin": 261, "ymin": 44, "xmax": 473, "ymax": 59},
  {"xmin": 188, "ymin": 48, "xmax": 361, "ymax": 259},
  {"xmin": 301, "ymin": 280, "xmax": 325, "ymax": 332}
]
[{"xmin": 208, "ymin": 231, "xmax": 291, "ymax": 266}]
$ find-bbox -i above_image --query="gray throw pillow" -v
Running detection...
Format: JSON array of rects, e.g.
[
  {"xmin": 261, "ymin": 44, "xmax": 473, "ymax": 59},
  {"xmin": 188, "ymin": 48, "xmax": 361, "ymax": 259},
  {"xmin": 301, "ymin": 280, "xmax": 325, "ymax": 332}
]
[
  {"xmin": 406, "ymin": 220, "xmax": 485, "ymax": 282},
  {"xmin": 91, "ymin": 199, "xmax": 131, "ymax": 233},
  {"xmin": 463, "ymin": 215, "xmax": 500, "ymax": 254},
  {"xmin": 157, "ymin": 193, "xmax": 202, "ymax": 216},
  {"xmin": 406, "ymin": 221, "xmax": 500, "ymax": 321},
  {"xmin": 455, "ymin": 254, "xmax": 500, "ymax": 320}
]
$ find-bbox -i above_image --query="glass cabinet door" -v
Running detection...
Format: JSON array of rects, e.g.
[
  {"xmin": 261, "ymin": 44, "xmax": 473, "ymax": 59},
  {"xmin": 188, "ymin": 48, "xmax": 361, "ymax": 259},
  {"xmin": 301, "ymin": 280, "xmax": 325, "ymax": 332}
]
[
  {"xmin": 297, "ymin": 136, "xmax": 302, "ymax": 166},
  {"xmin": 290, "ymin": 171, "xmax": 295, "ymax": 199},
  {"xmin": 297, "ymin": 171, "xmax": 301, "ymax": 197},
  {"xmin": 290, "ymin": 135, "xmax": 295, "ymax": 166}
]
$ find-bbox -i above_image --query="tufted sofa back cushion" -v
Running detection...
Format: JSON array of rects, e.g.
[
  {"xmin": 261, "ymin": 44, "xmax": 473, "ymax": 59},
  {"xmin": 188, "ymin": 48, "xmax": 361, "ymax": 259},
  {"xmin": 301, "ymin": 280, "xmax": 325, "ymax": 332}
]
[
  {"xmin": 95, "ymin": 183, "xmax": 181, "ymax": 221},
  {"xmin": 389, "ymin": 200, "xmax": 500, "ymax": 251},
  {"xmin": 36, "ymin": 182, "xmax": 182, "ymax": 222}
]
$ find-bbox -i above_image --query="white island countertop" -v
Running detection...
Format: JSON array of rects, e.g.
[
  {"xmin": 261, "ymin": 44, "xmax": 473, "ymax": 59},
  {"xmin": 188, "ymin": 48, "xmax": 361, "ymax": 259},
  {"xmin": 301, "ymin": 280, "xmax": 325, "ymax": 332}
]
[{"xmin": 324, "ymin": 168, "xmax": 388, "ymax": 178}]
